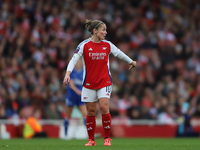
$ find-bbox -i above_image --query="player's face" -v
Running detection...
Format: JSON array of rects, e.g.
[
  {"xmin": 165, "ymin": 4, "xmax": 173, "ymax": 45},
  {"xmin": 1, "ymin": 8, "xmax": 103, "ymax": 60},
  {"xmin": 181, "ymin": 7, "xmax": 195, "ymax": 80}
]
[{"xmin": 97, "ymin": 24, "xmax": 107, "ymax": 40}]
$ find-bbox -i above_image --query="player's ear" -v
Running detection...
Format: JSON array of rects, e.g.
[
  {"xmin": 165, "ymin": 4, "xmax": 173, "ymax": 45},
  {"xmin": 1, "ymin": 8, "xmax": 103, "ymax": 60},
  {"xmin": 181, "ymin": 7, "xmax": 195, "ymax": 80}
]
[{"xmin": 93, "ymin": 28, "xmax": 97, "ymax": 34}]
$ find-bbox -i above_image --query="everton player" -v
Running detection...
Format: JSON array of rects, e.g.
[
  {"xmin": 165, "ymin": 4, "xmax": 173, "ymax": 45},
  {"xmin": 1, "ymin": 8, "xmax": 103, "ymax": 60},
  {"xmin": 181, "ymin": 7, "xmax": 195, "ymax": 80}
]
[{"xmin": 64, "ymin": 59, "xmax": 87, "ymax": 137}]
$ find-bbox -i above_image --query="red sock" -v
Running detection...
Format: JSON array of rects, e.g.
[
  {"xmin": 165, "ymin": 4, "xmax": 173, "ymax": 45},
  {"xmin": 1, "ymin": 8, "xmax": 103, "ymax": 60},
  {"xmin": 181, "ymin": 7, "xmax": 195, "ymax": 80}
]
[
  {"xmin": 102, "ymin": 113, "xmax": 111, "ymax": 138},
  {"xmin": 86, "ymin": 115, "xmax": 96, "ymax": 140}
]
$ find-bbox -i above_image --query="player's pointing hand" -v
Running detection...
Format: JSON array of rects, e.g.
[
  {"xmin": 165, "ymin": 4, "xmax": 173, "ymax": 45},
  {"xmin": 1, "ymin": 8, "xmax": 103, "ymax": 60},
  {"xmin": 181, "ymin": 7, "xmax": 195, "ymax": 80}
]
[{"xmin": 129, "ymin": 61, "xmax": 137, "ymax": 70}]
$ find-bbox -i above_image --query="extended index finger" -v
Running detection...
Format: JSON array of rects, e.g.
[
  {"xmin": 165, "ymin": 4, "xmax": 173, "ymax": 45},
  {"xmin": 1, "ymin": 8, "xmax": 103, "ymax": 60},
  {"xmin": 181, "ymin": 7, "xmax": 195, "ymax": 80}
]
[{"xmin": 128, "ymin": 65, "xmax": 133, "ymax": 70}]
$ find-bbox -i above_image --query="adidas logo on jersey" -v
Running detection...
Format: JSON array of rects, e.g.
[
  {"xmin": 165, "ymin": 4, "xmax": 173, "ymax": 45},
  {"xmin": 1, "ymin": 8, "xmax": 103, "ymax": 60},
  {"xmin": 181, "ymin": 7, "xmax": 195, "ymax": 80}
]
[
  {"xmin": 102, "ymin": 47, "xmax": 107, "ymax": 50},
  {"xmin": 104, "ymin": 125, "xmax": 110, "ymax": 129},
  {"xmin": 87, "ymin": 127, "xmax": 93, "ymax": 130},
  {"xmin": 88, "ymin": 48, "xmax": 93, "ymax": 51}
]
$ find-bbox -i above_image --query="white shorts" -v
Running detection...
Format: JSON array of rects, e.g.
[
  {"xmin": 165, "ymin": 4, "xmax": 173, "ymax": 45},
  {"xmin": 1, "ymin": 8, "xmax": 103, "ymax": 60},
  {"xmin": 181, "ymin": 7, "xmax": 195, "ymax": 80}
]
[{"xmin": 81, "ymin": 85, "xmax": 112, "ymax": 102}]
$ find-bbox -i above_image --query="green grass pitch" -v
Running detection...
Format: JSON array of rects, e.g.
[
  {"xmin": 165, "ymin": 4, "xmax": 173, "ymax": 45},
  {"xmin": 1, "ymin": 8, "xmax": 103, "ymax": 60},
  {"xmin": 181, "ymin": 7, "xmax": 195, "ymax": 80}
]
[{"xmin": 0, "ymin": 138, "xmax": 200, "ymax": 150}]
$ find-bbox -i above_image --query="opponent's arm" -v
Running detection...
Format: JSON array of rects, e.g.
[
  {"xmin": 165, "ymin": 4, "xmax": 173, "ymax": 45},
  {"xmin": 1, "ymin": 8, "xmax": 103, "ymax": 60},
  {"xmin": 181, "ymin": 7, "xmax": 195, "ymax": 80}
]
[{"xmin": 69, "ymin": 80, "xmax": 81, "ymax": 95}]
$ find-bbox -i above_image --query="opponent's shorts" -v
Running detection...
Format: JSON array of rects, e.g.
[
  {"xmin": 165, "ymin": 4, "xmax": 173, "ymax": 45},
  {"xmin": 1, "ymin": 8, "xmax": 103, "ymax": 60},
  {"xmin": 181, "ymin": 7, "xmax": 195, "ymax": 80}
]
[
  {"xmin": 81, "ymin": 85, "xmax": 112, "ymax": 102},
  {"xmin": 66, "ymin": 94, "xmax": 85, "ymax": 107}
]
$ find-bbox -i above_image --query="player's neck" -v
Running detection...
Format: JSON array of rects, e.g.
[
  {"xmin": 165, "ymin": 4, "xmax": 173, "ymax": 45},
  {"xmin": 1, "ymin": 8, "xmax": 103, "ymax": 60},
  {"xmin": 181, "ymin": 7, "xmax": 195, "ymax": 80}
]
[{"xmin": 90, "ymin": 36, "xmax": 101, "ymax": 43}]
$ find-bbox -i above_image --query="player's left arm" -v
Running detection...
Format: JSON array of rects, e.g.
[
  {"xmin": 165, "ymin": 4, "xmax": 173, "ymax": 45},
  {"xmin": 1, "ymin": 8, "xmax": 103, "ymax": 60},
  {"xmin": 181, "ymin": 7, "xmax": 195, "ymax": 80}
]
[
  {"xmin": 110, "ymin": 42, "xmax": 136, "ymax": 70},
  {"xmin": 128, "ymin": 60, "xmax": 137, "ymax": 70}
]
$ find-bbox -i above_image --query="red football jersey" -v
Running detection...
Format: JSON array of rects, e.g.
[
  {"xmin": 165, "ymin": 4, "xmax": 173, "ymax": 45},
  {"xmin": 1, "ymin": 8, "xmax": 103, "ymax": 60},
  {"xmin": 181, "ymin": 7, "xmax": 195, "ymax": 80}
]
[{"xmin": 72, "ymin": 38, "xmax": 132, "ymax": 89}]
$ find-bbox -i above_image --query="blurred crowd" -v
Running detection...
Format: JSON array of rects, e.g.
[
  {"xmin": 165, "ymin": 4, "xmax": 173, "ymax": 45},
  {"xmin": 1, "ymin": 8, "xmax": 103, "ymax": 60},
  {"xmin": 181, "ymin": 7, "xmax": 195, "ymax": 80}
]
[{"xmin": 1, "ymin": 0, "xmax": 200, "ymax": 124}]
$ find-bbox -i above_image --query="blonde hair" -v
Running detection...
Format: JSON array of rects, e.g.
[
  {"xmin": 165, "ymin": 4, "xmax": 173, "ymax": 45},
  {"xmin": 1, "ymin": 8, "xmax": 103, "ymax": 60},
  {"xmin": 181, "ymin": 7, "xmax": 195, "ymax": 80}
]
[{"xmin": 85, "ymin": 19, "xmax": 104, "ymax": 35}]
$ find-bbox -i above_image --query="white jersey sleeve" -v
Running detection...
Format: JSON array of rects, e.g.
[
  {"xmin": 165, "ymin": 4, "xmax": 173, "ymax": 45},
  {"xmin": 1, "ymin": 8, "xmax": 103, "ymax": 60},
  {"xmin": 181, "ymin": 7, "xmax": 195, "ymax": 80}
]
[
  {"xmin": 109, "ymin": 42, "xmax": 133, "ymax": 64},
  {"xmin": 66, "ymin": 42, "xmax": 84, "ymax": 72},
  {"xmin": 66, "ymin": 53, "xmax": 81, "ymax": 72}
]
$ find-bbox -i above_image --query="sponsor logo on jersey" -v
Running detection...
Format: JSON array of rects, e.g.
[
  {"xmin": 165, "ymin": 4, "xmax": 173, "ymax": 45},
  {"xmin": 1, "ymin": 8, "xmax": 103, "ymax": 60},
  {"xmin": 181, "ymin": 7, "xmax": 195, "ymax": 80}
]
[
  {"xmin": 89, "ymin": 52, "xmax": 107, "ymax": 60},
  {"xmin": 84, "ymin": 97, "xmax": 88, "ymax": 99},
  {"xmin": 74, "ymin": 79, "xmax": 82, "ymax": 86},
  {"xmin": 89, "ymin": 52, "xmax": 106, "ymax": 57},
  {"xmin": 102, "ymin": 47, "xmax": 107, "ymax": 50},
  {"xmin": 88, "ymin": 48, "xmax": 93, "ymax": 51},
  {"xmin": 86, "ymin": 83, "xmax": 90, "ymax": 86}
]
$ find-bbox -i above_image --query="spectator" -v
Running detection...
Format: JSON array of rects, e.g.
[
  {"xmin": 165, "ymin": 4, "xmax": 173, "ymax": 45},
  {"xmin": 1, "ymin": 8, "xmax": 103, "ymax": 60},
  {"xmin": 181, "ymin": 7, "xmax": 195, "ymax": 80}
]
[
  {"xmin": 0, "ymin": 0, "xmax": 200, "ymax": 124},
  {"xmin": 127, "ymin": 95, "xmax": 140, "ymax": 119},
  {"xmin": 193, "ymin": 103, "xmax": 200, "ymax": 118},
  {"xmin": 0, "ymin": 105, "xmax": 6, "ymax": 119},
  {"xmin": 109, "ymin": 92, "xmax": 120, "ymax": 117},
  {"xmin": 148, "ymin": 100, "xmax": 161, "ymax": 120},
  {"xmin": 158, "ymin": 104, "xmax": 177, "ymax": 124},
  {"xmin": 45, "ymin": 102, "xmax": 61, "ymax": 119}
]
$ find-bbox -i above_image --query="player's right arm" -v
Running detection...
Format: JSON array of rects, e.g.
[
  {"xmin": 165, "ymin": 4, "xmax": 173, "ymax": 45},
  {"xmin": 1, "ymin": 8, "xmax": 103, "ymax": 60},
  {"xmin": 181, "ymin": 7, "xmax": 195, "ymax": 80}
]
[
  {"xmin": 63, "ymin": 54, "xmax": 81, "ymax": 85},
  {"xmin": 63, "ymin": 71, "xmax": 71, "ymax": 85},
  {"xmin": 63, "ymin": 43, "xmax": 84, "ymax": 85}
]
